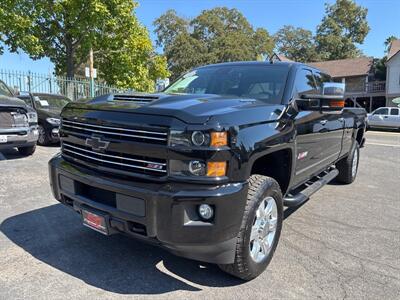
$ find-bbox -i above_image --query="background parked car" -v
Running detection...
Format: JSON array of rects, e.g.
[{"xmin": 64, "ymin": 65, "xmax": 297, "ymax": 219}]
[
  {"xmin": 367, "ymin": 107, "xmax": 400, "ymax": 130},
  {"xmin": 17, "ymin": 93, "xmax": 71, "ymax": 145},
  {"xmin": 0, "ymin": 80, "xmax": 38, "ymax": 155}
]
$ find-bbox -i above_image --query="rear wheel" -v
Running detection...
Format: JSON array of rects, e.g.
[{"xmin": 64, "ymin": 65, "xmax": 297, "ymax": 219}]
[
  {"xmin": 18, "ymin": 144, "xmax": 36, "ymax": 156},
  {"xmin": 218, "ymin": 175, "xmax": 283, "ymax": 280},
  {"xmin": 336, "ymin": 142, "xmax": 360, "ymax": 184}
]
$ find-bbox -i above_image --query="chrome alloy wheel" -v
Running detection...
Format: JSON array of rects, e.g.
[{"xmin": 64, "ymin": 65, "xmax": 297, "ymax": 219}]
[
  {"xmin": 249, "ymin": 196, "xmax": 278, "ymax": 263},
  {"xmin": 352, "ymin": 148, "xmax": 358, "ymax": 178}
]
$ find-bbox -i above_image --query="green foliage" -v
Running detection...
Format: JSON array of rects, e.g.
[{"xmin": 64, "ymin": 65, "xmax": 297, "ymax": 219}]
[
  {"xmin": 384, "ymin": 35, "xmax": 398, "ymax": 53},
  {"xmin": 154, "ymin": 7, "xmax": 274, "ymax": 79},
  {"xmin": 0, "ymin": 0, "xmax": 169, "ymax": 91},
  {"xmin": 315, "ymin": 0, "xmax": 370, "ymax": 60},
  {"xmin": 373, "ymin": 57, "xmax": 387, "ymax": 81},
  {"xmin": 274, "ymin": 25, "xmax": 320, "ymax": 62}
]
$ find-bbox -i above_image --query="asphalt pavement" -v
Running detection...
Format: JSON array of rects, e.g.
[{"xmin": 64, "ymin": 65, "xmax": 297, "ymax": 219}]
[{"xmin": 0, "ymin": 130, "xmax": 399, "ymax": 299}]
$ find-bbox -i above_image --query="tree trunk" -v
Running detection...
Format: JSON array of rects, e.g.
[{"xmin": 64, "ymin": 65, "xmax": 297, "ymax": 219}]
[{"xmin": 65, "ymin": 38, "xmax": 75, "ymax": 79}]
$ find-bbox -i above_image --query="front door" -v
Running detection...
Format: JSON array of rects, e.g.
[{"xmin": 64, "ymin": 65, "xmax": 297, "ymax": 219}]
[
  {"xmin": 293, "ymin": 69, "xmax": 344, "ymax": 186},
  {"xmin": 369, "ymin": 107, "xmax": 389, "ymax": 127}
]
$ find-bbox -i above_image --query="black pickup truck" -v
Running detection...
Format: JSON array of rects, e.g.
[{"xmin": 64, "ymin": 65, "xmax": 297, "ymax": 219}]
[{"xmin": 49, "ymin": 62, "xmax": 366, "ymax": 280}]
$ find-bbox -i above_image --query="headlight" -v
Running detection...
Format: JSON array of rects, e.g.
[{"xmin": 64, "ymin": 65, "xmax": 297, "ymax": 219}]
[
  {"xmin": 46, "ymin": 117, "xmax": 61, "ymax": 125},
  {"xmin": 27, "ymin": 112, "xmax": 38, "ymax": 124},
  {"xmin": 169, "ymin": 130, "xmax": 227, "ymax": 147},
  {"xmin": 169, "ymin": 160, "xmax": 227, "ymax": 177}
]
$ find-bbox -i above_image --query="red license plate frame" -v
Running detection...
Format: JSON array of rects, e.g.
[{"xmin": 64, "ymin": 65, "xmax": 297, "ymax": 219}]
[{"xmin": 82, "ymin": 209, "xmax": 109, "ymax": 235}]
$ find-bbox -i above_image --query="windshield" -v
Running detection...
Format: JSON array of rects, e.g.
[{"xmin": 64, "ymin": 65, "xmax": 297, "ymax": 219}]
[
  {"xmin": 164, "ymin": 65, "xmax": 289, "ymax": 104},
  {"xmin": 33, "ymin": 95, "xmax": 71, "ymax": 110},
  {"xmin": 0, "ymin": 81, "xmax": 13, "ymax": 97}
]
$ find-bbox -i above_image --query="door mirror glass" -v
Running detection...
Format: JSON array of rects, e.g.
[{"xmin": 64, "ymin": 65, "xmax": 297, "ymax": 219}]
[{"xmin": 297, "ymin": 82, "xmax": 345, "ymax": 111}]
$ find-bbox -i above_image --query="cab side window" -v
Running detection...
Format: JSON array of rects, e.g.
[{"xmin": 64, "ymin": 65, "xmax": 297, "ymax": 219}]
[
  {"xmin": 295, "ymin": 69, "xmax": 318, "ymax": 95},
  {"xmin": 390, "ymin": 108, "xmax": 399, "ymax": 115},
  {"xmin": 374, "ymin": 108, "xmax": 389, "ymax": 115}
]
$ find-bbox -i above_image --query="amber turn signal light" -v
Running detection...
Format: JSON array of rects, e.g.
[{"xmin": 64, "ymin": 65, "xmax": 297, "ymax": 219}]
[
  {"xmin": 211, "ymin": 131, "xmax": 228, "ymax": 147},
  {"xmin": 329, "ymin": 100, "xmax": 345, "ymax": 108},
  {"xmin": 207, "ymin": 162, "xmax": 227, "ymax": 177}
]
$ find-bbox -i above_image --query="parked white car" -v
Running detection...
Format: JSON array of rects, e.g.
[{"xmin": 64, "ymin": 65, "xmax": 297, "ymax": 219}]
[{"xmin": 367, "ymin": 107, "xmax": 400, "ymax": 130}]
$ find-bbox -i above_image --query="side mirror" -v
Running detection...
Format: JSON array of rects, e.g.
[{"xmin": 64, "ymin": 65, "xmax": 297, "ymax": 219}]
[{"xmin": 296, "ymin": 82, "xmax": 345, "ymax": 111}]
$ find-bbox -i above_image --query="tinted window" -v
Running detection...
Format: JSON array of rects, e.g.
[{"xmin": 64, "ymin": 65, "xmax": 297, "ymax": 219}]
[
  {"xmin": 295, "ymin": 69, "xmax": 318, "ymax": 95},
  {"xmin": 313, "ymin": 72, "xmax": 332, "ymax": 91},
  {"xmin": 0, "ymin": 81, "xmax": 12, "ymax": 97},
  {"xmin": 33, "ymin": 95, "xmax": 71, "ymax": 110},
  {"xmin": 164, "ymin": 65, "xmax": 289, "ymax": 104},
  {"xmin": 18, "ymin": 96, "xmax": 33, "ymax": 107},
  {"xmin": 390, "ymin": 108, "xmax": 399, "ymax": 115},
  {"xmin": 374, "ymin": 108, "xmax": 389, "ymax": 115}
]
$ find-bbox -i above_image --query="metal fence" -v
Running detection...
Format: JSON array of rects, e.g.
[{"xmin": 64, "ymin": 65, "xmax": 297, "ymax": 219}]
[{"xmin": 0, "ymin": 70, "xmax": 123, "ymax": 101}]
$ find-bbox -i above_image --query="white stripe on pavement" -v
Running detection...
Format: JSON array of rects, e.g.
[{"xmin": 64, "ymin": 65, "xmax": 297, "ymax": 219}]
[{"xmin": 366, "ymin": 142, "xmax": 400, "ymax": 148}]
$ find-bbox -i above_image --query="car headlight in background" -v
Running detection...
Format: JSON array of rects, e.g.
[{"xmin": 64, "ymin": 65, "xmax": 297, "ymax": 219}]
[
  {"xmin": 169, "ymin": 130, "xmax": 227, "ymax": 147},
  {"xmin": 27, "ymin": 112, "xmax": 38, "ymax": 124},
  {"xmin": 46, "ymin": 117, "xmax": 61, "ymax": 125}
]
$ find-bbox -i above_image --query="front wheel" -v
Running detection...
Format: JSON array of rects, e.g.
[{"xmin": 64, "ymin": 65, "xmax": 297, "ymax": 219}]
[
  {"xmin": 18, "ymin": 144, "xmax": 36, "ymax": 156},
  {"xmin": 37, "ymin": 125, "xmax": 49, "ymax": 145},
  {"xmin": 218, "ymin": 175, "xmax": 283, "ymax": 280}
]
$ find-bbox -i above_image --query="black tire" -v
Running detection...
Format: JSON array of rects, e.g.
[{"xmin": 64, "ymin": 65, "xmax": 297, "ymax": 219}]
[
  {"xmin": 37, "ymin": 125, "xmax": 49, "ymax": 145},
  {"xmin": 218, "ymin": 175, "xmax": 283, "ymax": 280},
  {"xmin": 336, "ymin": 142, "xmax": 360, "ymax": 184},
  {"xmin": 18, "ymin": 144, "xmax": 36, "ymax": 156}
]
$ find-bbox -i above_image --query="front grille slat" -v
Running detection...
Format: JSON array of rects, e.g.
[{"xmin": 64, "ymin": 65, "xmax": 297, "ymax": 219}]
[
  {"xmin": 61, "ymin": 119, "xmax": 167, "ymax": 144},
  {"xmin": 62, "ymin": 141, "xmax": 167, "ymax": 177},
  {"xmin": 63, "ymin": 142, "xmax": 166, "ymax": 169}
]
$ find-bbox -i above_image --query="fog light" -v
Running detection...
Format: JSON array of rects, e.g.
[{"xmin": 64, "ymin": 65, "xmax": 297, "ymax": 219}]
[{"xmin": 198, "ymin": 204, "xmax": 214, "ymax": 220}]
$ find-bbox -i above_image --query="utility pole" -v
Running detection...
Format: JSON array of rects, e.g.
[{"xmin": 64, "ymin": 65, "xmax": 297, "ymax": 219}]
[{"xmin": 89, "ymin": 47, "xmax": 95, "ymax": 97}]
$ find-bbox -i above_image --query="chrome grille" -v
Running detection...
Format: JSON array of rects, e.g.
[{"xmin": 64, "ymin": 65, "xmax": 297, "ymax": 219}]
[
  {"xmin": 61, "ymin": 119, "xmax": 168, "ymax": 145},
  {"xmin": 0, "ymin": 111, "xmax": 28, "ymax": 128},
  {"xmin": 62, "ymin": 141, "xmax": 167, "ymax": 177}
]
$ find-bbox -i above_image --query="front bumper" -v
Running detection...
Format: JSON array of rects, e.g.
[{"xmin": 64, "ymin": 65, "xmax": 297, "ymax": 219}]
[
  {"xmin": 49, "ymin": 154, "xmax": 248, "ymax": 264},
  {"xmin": 0, "ymin": 126, "xmax": 38, "ymax": 149}
]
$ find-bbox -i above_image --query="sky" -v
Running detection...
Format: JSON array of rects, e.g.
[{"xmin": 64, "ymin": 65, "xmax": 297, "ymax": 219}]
[{"xmin": 0, "ymin": 0, "xmax": 399, "ymax": 74}]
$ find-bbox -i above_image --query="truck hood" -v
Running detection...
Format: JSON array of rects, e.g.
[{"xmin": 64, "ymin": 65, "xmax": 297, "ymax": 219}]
[
  {"xmin": 0, "ymin": 95, "xmax": 28, "ymax": 109},
  {"xmin": 65, "ymin": 93, "xmax": 284, "ymax": 125}
]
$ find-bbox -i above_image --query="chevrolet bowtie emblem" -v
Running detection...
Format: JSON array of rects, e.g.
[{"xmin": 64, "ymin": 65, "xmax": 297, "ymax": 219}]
[{"xmin": 85, "ymin": 136, "xmax": 110, "ymax": 152}]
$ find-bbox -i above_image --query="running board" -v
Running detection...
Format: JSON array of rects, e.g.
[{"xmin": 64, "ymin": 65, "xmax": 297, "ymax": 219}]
[{"xmin": 284, "ymin": 168, "xmax": 339, "ymax": 207}]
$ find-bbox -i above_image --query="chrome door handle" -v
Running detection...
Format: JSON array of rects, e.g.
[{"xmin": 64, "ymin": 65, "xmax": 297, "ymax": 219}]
[
  {"xmin": 320, "ymin": 120, "xmax": 327, "ymax": 125},
  {"xmin": 338, "ymin": 117, "xmax": 344, "ymax": 122}
]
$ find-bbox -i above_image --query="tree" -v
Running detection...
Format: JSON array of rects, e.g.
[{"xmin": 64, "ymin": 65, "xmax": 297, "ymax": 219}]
[
  {"xmin": 384, "ymin": 35, "xmax": 398, "ymax": 54},
  {"xmin": 274, "ymin": 25, "xmax": 320, "ymax": 62},
  {"xmin": 0, "ymin": 0, "xmax": 168, "ymax": 91},
  {"xmin": 315, "ymin": 0, "xmax": 370, "ymax": 60},
  {"xmin": 154, "ymin": 7, "xmax": 275, "ymax": 79}
]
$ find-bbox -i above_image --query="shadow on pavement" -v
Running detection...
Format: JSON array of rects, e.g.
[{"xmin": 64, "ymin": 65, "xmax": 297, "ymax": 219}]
[
  {"xmin": 0, "ymin": 148, "xmax": 27, "ymax": 160},
  {"xmin": 0, "ymin": 204, "xmax": 243, "ymax": 295}
]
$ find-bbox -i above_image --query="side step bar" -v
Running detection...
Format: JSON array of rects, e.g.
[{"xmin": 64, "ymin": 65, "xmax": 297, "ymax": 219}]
[{"xmin": 283, "ymin": 168, "xmax": 339, "ymax": 207}]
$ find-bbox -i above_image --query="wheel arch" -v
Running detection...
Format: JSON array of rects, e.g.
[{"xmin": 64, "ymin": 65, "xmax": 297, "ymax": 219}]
[{"xmin": 248, "ymin": 147, "xmax": 293, "ymax": 195}]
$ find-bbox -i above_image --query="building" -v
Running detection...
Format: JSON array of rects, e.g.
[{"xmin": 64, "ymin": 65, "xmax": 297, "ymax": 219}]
[
  {"xmin": 308, "ymin": 57, "xmax": 386, "ymax": 112},
  {"xmin": 386, "ymin": 39, "xmax": 400, "ymax": 106}
]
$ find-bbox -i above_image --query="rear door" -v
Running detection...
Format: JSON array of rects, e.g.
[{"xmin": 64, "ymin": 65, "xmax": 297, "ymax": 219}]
[
  {"xmin": 388, "ymin": 108, "xmax": 400, "ymax": 128},
  {"xmin": 313, "ymin": 71, "xmax": 345, "ymax": 159}
]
